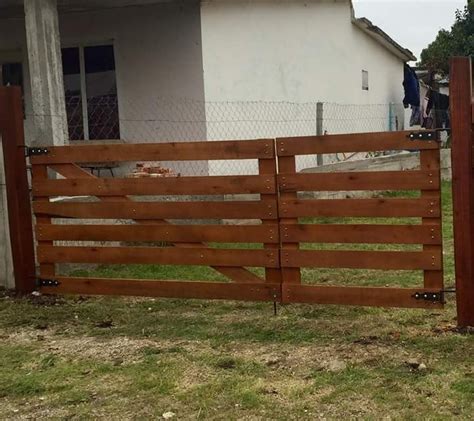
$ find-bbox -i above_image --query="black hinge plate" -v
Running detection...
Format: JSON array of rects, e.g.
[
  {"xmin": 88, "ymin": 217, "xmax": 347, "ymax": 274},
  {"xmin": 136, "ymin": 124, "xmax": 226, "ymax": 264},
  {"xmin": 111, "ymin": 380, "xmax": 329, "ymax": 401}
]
[
  {"xmin": 37, "ymin": 279, "xmax": 60, "ymax": 287},
  {"xmin": 412, "ymin": 291, "xmax": 444, "ymax": 303},
  {"xmin": 407, "ymin": 131, "xmax": 436, "ymax": 141},
  {"xmin": 26, "ymin": 147, "xmax": 49, "ymax": 157}
]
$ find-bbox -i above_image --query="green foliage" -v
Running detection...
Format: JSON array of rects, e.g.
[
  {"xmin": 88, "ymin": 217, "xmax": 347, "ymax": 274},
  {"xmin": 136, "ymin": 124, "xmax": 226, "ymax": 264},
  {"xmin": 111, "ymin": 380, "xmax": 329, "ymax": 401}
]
[{"xmin": 420, "ymin": 1, "xmax": 474, "ymax": 74}]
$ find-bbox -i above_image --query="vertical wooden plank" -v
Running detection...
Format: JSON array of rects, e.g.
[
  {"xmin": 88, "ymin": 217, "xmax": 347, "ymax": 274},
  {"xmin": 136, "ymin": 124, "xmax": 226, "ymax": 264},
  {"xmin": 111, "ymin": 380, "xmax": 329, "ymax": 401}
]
[
  {"xmin": 420, "ymin": 147, "xmax": 444, "ymax": 290},
  {"xmin": 259, "ymin": 155, "xmax": 281, "ymax": 285},
  {"xmin": 450, "ymin": 56, "xmax": 474, "ymax": 327},
  {"xmin": 31, "ymin": 165, "xmax": 55, "ymax": 279},
  {"xmin": 277, "ymin": 149, "xmax": 302, "ymax": 294},
  {"xmin": 0, "ymin": 87, "xmax": 36, "ymax": 293}
]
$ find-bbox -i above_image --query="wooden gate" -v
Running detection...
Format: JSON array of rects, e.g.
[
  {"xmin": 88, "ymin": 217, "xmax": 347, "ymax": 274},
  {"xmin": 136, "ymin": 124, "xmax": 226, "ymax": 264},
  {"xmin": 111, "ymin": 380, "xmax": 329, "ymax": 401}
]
[
  {"xmin": 1, "ymin": 87, "xmax": 446, "ymax": 310},
  {"xmin": 29, "ymin": 139, "xmax": 281, "ymax": 302},
  {"xmin": 276, "ymin": 131, "xmax": 444, "ymax": 309}
]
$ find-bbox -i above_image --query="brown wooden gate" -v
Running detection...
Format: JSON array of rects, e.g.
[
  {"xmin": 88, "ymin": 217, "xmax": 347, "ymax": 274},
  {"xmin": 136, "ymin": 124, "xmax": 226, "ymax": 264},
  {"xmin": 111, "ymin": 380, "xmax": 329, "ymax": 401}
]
[
  {"xmin": 276, "ymin": 131, "xmax": 444, "ymax": 309},
  {"xmin": 1, "ymin": 87, "xmax": 446, "ymax": 310},
  {"xmin": 29, "ymin": 139, "xmax": 281, "ymax": 302}
]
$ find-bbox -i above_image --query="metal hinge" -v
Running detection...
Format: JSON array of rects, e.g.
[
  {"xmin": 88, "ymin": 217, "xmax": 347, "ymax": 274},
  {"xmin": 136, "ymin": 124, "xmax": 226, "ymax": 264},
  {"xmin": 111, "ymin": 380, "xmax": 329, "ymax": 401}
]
[
  {"xmin": 26, "ymin": 147, "xmax": 49, "ymax": 157},
  {"xmin": 407, "ymin": 131, "xmax": 437, "ymax": 141},
  {"xmin": 36, "ymin": 279, "xmax": 60, "ymax": 287}
]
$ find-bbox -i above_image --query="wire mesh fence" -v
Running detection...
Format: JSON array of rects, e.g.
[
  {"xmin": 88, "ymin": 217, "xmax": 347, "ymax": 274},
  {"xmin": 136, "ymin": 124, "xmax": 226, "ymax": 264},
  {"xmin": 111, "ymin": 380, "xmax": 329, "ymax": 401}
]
[{"xmin": 25, "ymin": 98, "xmax": 406, "ymax": 176}]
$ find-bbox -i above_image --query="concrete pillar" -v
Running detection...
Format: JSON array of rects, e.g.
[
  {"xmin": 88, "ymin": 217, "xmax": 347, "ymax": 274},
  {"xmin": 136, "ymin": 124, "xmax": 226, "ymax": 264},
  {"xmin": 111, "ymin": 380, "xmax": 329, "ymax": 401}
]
[
  {"xmin": 24, "ymin": 0, "xmax": 68, "ymax": 146},
  {"xmin": 0, "ymin": 141, "xmax": 14, "ymax": 289}
]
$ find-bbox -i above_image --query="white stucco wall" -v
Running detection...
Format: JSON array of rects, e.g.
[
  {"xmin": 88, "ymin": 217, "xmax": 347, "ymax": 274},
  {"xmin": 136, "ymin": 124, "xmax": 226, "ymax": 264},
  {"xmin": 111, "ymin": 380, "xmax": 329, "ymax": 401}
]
[{"xmin": 200, "ymin": 0, "xmax": 406, "ymax": 174}]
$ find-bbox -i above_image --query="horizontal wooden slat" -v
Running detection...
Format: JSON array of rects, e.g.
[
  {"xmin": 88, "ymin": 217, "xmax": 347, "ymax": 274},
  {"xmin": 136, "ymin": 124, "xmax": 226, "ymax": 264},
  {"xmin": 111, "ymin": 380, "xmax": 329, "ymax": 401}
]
[
  {"xmin": 281, "ymin": 250, "xmax": 442, "ymax": 270},
  {"xmin": 33, "ymin": 201, "xmax": 277, "ymax": 220},
  {"xmin": 36, "ymin": 224, "xmax": 279, "ymax": 243},
  {"xmin": 30, "ymin": 139, "xmax": 274, "ymax": 164},
  {"xmin": 282, "ymin": 285, "xmax": 443, "ymax": 309},
  {"xmin": 277, "ymin": 131, "xmax": 438, "ymax": 156},
  {"xmin": 280, "ymin": 198, "xmax": 439, "ymax": 218},
  {"xmin": 39, "ymin": 277, "xmax": 281, "ymax": 302},
  {"xmin": 282, "ymin": 224, "xmax": 441, "ymax": 244},
  {"xmin": 37, "ymin": 246, "xmax": 279, "ymax": 268},
  {"xmin": 32, "ymin": 175, "xmax": 275, "ymax": 197},
  {"xmin": 278, "ymin": 171, "xmax": 438, "ymax": 192}
]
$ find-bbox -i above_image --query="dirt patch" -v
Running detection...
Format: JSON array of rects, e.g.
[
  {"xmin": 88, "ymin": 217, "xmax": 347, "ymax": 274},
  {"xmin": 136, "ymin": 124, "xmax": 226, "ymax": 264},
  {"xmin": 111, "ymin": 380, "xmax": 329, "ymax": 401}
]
[
  {"xmin": 2, "ymin": 328, "xmax": 217, "ymax": 364},
  {"xmin": 231, "ymin": 341, "xmax": 415, "ymax": 375}
]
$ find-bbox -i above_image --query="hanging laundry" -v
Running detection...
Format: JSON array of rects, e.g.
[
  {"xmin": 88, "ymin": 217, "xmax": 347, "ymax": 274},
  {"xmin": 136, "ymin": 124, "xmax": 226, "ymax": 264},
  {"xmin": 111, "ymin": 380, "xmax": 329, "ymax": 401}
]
[
  {"xmin": 426, "ymin": 90, "xmax": 450, "ymax": 129},
  {"xmin": 403, "ymin": 64, "xmax": 420, "ymax": 108},
  {"xmin": 409, "ymin": 106, "xmax": 421, "ymax": 126}
]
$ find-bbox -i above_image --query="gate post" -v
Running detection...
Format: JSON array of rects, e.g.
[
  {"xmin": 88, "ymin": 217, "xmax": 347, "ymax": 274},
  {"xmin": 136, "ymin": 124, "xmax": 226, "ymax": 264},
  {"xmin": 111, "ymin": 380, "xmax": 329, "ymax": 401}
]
[
  {"xmin": 0, "ymin": 87, "xmax": 36, "ymax": 294},
  {"xmin": 450, "ymin": 57, "xmax": 474, "ymax": 327}
]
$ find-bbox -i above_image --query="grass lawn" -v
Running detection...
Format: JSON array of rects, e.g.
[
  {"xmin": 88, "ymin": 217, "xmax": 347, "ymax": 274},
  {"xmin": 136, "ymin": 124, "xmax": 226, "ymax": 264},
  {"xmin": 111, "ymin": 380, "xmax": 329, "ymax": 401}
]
[{"xmin": 0, "ymin": 182, "xmax": 473, "ymax": 419}]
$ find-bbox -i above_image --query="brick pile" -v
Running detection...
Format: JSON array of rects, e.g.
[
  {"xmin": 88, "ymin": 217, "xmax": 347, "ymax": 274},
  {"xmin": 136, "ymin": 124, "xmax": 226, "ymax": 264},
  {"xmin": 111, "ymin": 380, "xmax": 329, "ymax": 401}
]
[{"xmin": 128, "ymin": 163, "xmax": 179, "ymax": 178}]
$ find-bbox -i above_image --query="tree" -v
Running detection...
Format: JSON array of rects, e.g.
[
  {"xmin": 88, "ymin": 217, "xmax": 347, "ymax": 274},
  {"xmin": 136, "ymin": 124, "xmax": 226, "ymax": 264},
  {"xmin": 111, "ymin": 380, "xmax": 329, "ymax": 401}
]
[{"xmin": 420, "ymin": 0, "xmax": 474, "ymax": 75}]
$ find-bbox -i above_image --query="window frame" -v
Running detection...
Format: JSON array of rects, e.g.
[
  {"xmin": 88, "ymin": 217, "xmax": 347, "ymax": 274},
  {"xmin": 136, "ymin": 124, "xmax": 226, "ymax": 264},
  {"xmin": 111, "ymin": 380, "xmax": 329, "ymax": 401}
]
[
  {"xmin": 362, "ymin": 69, "xmax": 369, "ymax": 91},
  {"xmin": 62, "ymin": 41, "xmax": 119, "ymax": 140}
]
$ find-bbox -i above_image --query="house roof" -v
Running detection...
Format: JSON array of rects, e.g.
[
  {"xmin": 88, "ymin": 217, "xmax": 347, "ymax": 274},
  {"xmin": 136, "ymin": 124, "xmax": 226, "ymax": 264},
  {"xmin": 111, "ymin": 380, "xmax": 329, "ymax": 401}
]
[{"xmin": 352, "ymin": 16, "xmax": 417, "ymax": 62}]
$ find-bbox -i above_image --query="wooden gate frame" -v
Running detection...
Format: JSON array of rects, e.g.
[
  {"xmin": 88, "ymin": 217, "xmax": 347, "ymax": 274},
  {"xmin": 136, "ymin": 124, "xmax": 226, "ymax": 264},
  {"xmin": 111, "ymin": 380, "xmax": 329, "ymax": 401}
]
[
  {"xmin": 28, "ymin": 142, "xmax": 281, "ymax": 302},
  {"xmin": 276, "ymin": 131, "xmax": 444, "ymax": 309},
  {"xmin": 0, "ymin": 85, "xmax": 453, "ymax": 313}
]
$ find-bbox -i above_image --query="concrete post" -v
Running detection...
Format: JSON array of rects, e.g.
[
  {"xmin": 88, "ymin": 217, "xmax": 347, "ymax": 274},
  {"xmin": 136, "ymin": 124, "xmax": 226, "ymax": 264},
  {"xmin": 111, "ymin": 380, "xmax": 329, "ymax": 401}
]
[
  {"xmin": 0, "ymin": 139, "xmax": 14, "ymax": 289},
  {"xmin": 316, "ymin": 102, "xmax": 324, "ymax": 166},
  {"xmin": 24, "ymin": 0, "xmax": 68, "ymax": 146}
]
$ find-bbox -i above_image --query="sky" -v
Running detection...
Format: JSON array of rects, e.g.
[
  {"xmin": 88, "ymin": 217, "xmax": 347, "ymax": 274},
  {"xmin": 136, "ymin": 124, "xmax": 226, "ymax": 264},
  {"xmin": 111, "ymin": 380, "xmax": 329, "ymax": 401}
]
[{"xmin": 352, "ymin": 0, "xmax": 467, "ymax": 63}]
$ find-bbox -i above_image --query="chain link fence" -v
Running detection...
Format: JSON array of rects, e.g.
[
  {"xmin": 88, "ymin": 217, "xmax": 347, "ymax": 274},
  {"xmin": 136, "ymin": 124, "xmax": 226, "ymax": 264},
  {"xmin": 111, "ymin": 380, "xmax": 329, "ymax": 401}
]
[{"xmin": 25, "ymin": 98, "xmax": 406, "ymax": 176}]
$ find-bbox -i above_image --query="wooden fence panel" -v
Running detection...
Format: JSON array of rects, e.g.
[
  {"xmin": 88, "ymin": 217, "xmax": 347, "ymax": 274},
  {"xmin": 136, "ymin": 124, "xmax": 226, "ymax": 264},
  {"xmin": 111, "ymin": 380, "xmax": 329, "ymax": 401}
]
[
  {"xmin": 24, "ymin": 130, "xmax": 446, "ymax": 309},
  {"xmin": 30, "ymin": 138, "xmax": 281, "ymax": 299},
  {"xmin": 276, "ymin": 130, "xmax": 444, "ymax": 309}
]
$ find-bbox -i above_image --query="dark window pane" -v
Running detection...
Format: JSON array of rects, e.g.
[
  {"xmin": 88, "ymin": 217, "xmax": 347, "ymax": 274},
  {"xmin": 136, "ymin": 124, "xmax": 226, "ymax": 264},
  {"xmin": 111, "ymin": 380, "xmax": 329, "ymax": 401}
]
[
  {"xmin": 62, "ymin": 47, "xmax": 84, "ymax": 140},
  {"xmin": 2, "ymin": 63, "xmax": 23, "ymax": 87},
  {"xmin": 84, "ymin": 45, "xmax": 116, "ymax": 73},
  {"xmin": 62, "ymin": 47, "xmax": 80, "ymax": 75},
  {"xmin": 84, "ymin": 45, "xmax": 120, "ymax": 140}
]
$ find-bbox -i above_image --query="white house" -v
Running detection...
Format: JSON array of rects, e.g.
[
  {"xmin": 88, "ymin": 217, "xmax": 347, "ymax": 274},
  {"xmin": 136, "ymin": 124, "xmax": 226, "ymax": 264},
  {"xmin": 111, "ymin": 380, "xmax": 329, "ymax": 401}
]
[
  {"xmin": 0, "ymin": 0, "xmax": 417, "ymax": 288},
  {"xmin": 0, "ymin": 0, "xmax": 415, "ymax": 175}
]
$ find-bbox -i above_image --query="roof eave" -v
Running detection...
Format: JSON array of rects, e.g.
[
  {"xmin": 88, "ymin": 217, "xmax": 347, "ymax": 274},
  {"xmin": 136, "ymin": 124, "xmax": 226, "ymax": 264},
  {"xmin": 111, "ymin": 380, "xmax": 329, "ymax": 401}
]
[{"xmin": 352, "ymin": 16, "xmax": 417, "ymax": 62}]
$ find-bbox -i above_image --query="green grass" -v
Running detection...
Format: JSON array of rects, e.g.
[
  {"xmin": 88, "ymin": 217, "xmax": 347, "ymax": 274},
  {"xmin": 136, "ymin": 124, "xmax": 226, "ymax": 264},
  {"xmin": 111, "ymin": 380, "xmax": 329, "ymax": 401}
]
[{"xmin": 0, "ymin": 182, "xmax": 472, "ymax": 419}]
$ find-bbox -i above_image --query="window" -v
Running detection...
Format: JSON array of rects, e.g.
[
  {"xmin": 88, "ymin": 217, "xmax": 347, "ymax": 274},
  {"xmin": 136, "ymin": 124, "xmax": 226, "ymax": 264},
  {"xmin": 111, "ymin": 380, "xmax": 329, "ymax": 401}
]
[
  {"xmin": 1, "ymin": 62, "xmax": 23, "ymax": 88},
  {"xmin": 62, "ymin": 45, "xmax": 120, "ymax": 140},
  {"xmin": 362, "ymin": 70, "xmax": 369, "ymax": 91},
  {"xmin": 1, "ymin": 62, "xmax": 25, "ymax": 116}
]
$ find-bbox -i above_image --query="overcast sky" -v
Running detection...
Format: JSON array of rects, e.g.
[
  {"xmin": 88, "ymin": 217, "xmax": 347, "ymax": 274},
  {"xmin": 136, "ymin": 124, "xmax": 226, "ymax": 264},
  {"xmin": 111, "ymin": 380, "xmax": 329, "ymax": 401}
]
[{"xmin": 352, "ymin": 0, "xmax": 467, "ymax": 63}]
